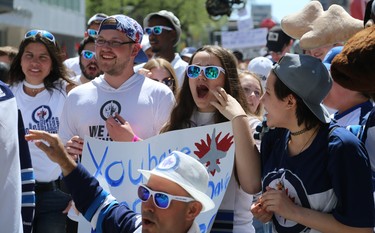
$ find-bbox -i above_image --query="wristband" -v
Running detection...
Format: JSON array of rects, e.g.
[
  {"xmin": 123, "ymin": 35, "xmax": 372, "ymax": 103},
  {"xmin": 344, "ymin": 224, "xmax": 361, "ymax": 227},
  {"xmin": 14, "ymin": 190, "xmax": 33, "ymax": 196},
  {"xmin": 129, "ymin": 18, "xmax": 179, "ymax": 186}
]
[
  {"xmin": 132, "ymin": 135, "xmax": 140, "ymax": 142},
  {"xmin": 231, "ymin": 114, "xmax": 247, "ymax": 121}
]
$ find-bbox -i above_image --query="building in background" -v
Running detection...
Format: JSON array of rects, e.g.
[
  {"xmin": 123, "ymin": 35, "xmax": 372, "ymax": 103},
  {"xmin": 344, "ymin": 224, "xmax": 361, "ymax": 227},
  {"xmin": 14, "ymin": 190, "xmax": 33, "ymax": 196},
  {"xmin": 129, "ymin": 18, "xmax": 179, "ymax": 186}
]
[{"xmin": 0, "ymin": 0, "xmax": 85, "ymax": 59}]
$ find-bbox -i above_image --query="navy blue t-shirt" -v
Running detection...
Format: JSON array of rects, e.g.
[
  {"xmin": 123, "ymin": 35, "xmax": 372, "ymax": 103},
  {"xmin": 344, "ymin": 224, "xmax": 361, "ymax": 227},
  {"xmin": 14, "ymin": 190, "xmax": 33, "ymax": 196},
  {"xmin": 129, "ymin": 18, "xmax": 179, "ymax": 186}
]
[{"xmin": 260, "ymin": 122, "xmax": 374, "ymax": 233}]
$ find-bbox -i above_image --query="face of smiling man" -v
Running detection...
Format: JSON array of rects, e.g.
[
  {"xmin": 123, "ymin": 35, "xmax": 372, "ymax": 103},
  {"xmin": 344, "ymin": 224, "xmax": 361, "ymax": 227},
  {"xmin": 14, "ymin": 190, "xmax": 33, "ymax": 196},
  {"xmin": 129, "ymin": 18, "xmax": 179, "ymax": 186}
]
[{"xmin": 95, "ymin": 29, "xmax": 136, "ymax": 77}]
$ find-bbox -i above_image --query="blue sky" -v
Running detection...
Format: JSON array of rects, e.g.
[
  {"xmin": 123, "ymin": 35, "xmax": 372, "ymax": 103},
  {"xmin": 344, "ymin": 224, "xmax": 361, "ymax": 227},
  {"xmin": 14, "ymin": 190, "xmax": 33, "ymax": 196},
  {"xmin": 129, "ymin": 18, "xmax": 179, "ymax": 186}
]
[{"xmin": 253, "ymin": 0, "xmax": 311, "ymax": 22}]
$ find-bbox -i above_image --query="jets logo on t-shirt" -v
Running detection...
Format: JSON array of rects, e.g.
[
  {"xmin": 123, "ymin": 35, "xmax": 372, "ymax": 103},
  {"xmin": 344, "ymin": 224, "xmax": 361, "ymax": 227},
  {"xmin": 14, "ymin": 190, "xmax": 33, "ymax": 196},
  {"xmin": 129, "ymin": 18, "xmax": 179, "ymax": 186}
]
[
  {"xmin": 100, "ymin": 100, "xmax": 121, "ymax": 121},
  {"xmin": 28, "ymin": 105, "xmax": 59, "ymax": 133}
]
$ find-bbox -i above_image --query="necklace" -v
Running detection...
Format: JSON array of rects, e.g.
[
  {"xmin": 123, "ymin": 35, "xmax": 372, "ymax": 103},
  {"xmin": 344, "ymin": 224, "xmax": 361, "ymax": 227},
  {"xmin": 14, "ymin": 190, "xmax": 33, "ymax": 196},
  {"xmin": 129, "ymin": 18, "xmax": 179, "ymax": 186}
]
[
  {"xmin": 290, "ymin": 128, "xmax": 308, "ymax": 136},
  {"xmin": 294, "ymin": 126, "xmax": 320, "ymax": 154},
  {"xmin": 23, "ymin": 80, "xmax": 45, "ymax": 89}
]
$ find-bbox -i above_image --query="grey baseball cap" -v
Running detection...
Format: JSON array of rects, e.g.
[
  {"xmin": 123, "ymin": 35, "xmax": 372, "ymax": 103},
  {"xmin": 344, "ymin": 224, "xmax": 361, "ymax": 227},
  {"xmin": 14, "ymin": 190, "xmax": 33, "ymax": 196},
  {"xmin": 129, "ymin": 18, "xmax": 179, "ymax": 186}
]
[
  {"xmin": 273, "ymin": 53, "xmax": 332, "ymax": 123},
  {"xmin": 143, "ymin": 10, "xmax": 181, "ymax": 46}
]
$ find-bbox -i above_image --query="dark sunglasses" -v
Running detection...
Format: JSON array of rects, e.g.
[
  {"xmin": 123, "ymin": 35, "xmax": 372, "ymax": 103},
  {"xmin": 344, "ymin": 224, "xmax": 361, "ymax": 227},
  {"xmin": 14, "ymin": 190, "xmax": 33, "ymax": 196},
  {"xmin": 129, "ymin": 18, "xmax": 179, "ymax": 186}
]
[
  {"xmin": 81, "ymin": 50, "xmax": 96, "ymax": 60},
  {"xmin": 144, "ymin": 26, "xmax": 173, "ymax": 35},
  {"xmin": 87, "ymin": 29, "xmax": 98, "ymax": 37},
  {"xmin": 137, "ymin": 184, "xmax": 194, "ymax": 209},
  {"xmin": 186, "ymin": 65, "xmax": 225, "ymax": 80},
  {"xmin": 152, "ymin": 77, "xmax": 174, "ymax": 87},
  {"xmin": 25, "ymin": 30, "xmax": 56, "ymax": 45}
]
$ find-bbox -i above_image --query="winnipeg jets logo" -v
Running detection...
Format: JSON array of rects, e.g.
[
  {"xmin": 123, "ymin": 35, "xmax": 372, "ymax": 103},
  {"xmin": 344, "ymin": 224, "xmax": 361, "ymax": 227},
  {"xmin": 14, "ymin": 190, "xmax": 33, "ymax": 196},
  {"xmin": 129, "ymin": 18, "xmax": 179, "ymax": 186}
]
[
  {"xmin": 156, "ymin": 153, "xmax": 179, "ymax": 171},
  {"xmin": 194, "ymin": 128, "xmax": 233, "ymax": 176},
  {"xmin": 100, "ymin": 100, "xmax": 121, "ymax": 120},
  {"xmin": 32, "ymin": 105, "xmax": 52, "ymax": 123}
]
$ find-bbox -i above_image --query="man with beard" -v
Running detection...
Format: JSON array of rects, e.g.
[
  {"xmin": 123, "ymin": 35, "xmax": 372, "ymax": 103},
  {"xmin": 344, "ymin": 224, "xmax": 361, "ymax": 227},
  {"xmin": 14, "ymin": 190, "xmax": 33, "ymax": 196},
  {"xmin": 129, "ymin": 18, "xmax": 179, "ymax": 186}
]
[
  {"xmin": 26, "ymin": 130, "xmax": 215, "ymax": 233},
  {"xmin": 139, "ymin": 10, "xmax": 188, "ymax": 88},
  {"xmin": 64, "ymin": 13, "xmax": 108, "ymax": 77},
  {"xmin": 71, "ymin": 36, "xmax": 103, "ymax": 84}
]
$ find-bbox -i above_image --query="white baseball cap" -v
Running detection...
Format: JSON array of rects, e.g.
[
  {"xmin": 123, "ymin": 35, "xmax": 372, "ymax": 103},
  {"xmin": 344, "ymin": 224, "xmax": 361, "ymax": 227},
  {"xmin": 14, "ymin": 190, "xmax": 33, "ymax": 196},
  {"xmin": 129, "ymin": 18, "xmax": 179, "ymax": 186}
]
[
  {"xmin": 138, "ymin": 151, "xmax": 215, "ymax": 212},
  {"xmin": 248, "ymin": 56, "xmax": 273, "ymax": 88}
]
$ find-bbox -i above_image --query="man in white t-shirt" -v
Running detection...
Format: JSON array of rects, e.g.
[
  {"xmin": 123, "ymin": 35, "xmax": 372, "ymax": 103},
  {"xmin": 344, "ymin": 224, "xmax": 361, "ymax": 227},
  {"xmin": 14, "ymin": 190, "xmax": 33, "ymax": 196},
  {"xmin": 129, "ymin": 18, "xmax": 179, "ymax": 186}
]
[
  {"xmin": 71, "ymin": 36, "xmax": 103, "ymax": 85},
  {"xmin": 64, "ymin": 13, "xmax": 108, "ymax": 77},
  {"xmin": 59, "ymin": 14, "xmax": 175, "ymax": 156},
  {"xmin": 59, "ymin": 14, "xmax": 175, "ymax": 231}
]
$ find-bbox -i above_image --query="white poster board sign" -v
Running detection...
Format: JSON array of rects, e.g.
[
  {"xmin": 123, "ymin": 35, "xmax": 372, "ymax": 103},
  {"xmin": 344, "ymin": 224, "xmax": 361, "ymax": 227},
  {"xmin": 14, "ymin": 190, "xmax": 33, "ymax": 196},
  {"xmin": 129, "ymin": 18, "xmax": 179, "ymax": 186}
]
[
  {"xmin": 221, "ymin": 27, "xmax": 268, "ymax": 49},
  {"xmin": 237, "ymin": 17, "xmax": 254, "ymax": 31},
  {"xmin": 77, "ymin": 122, "xmax": 235, "ymax": 233}
]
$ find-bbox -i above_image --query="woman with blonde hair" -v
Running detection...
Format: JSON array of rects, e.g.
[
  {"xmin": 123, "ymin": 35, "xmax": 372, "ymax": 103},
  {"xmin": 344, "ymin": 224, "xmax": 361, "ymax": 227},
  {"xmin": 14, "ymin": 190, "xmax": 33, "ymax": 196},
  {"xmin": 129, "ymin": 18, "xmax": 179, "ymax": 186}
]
[
  {"xmin": 141, "ymin": 57, "xmax": 179, "ymax": 95},
  {"xmin": 238, "ymin": 70, "xmax": 264, "ymax": 121}
]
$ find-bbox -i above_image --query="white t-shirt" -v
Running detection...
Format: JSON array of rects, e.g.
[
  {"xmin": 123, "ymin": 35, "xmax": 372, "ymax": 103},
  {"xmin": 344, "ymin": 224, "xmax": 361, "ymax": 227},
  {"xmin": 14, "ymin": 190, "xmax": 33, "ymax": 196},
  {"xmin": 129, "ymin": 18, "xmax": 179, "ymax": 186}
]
[
  {"xmin": 58, "ymin": 73, "xmax": 175, "ymax": 143},
  {"xmin": 0, "ymin": 83, "xmax": 23, "ymax": 233},
  {"xmin": 71, "ymin": 75, "xmax": 83, "ymax": 85},
  {"xmin": 170, "ymin": 53, "xmax": 188, "ymax": 88},
  {"xmin": 10, "ymin": 81, "xmax": 67, "ymax": 182},
  {"xmin": 64, "ymin": 56, "xmax": 81, "ymax": 77}
]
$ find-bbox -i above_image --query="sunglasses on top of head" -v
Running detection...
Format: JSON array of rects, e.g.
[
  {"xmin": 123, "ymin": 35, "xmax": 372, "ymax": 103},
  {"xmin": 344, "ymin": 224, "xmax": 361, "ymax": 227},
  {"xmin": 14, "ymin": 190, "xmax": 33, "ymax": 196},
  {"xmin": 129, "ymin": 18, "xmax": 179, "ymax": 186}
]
[
  {"xmin": 186, "ymin": 65, "xmax": 226, "ymax": 80},
  {"xmin": 144, "ymin": 26, "xmax": 173, "ymax": 35},
  {"xmin": 81, "ymin": 50, "xmax": 96, "ymax": 60},
  {"xmin": 24, "ymin": 30, "xmax": 56, "ymax": 45},
  {"xmin": 137, "ymin": 184, "xmax": 194, "ymax": 209}
]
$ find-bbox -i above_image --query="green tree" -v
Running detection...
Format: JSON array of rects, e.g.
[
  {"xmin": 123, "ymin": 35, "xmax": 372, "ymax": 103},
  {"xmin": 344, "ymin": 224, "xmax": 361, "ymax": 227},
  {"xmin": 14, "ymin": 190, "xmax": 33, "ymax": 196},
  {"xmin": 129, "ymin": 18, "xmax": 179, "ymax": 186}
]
[{"xmin": 85, "ymin": 0, "xmax": 227, "ymax": 49}]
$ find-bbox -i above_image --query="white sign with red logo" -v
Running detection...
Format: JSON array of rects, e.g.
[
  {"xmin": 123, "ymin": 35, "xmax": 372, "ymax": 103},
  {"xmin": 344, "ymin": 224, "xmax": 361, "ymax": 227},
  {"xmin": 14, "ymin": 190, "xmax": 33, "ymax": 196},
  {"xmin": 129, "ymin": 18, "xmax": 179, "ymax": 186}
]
[{"xmin": 77, "ymin": 122, "xmax": 235, "ymax": 233}]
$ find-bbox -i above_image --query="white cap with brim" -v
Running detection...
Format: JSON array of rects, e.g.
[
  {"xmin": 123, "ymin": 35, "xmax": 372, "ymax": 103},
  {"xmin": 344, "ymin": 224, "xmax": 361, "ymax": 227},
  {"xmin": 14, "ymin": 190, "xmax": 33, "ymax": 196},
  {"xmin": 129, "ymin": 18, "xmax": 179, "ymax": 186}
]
[
  {"xmin": 273, "ymin": 53, "xmax": 332, "ymax": 123},
  {"xmin": 138, "ymin": 151, "xmax": 215, "ymax": 213},
  {"xmin": 87, "ymin": 13, "xmax": 108, "ymax": 26},
  {"xmin": 248, "ymin": 56, "xmax": 273, "ymax": 88},
  {"xmin": 180, "ymin": 47, "xmax": 197, "ymax": 58}
]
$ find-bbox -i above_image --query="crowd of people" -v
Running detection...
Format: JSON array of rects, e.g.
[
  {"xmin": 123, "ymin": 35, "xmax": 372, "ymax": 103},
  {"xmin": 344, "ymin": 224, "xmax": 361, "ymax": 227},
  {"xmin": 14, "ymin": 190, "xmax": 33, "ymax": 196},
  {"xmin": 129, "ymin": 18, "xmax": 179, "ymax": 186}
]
[{"xmin": 1, "ymin": 1, "xmax": 375, "ymax": 233}]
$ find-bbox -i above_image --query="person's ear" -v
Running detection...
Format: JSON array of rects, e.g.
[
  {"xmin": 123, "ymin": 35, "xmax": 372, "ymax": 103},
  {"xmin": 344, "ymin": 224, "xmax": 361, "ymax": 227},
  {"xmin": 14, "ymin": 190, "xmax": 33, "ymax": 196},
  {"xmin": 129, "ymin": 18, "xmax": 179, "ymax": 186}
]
[
  {"xmin": 286, "ymin": 94, "xmax": 296, "ymax": 109},
  {"xmin": 131, "ymin": 44, "xmax": 141, "ymax": 57},
  {"xmin": 185, "ymin": 201, "xmax": 202, "ymax": 221}
]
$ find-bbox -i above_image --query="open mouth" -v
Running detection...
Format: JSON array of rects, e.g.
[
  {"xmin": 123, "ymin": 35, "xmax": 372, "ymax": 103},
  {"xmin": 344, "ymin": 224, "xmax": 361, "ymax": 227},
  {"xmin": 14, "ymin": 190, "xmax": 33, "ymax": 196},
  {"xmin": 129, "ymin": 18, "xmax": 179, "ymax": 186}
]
[
  {"xmin": 142, "ymin": 217, "xmax": 156, "ymax": 228},
  {"xmin": 87, "ymin": 64, "xmax": 98, "ymax": 72},
  {"xmin": 196, "ymin": 85, "xmax": 209, "ymax": 98}
]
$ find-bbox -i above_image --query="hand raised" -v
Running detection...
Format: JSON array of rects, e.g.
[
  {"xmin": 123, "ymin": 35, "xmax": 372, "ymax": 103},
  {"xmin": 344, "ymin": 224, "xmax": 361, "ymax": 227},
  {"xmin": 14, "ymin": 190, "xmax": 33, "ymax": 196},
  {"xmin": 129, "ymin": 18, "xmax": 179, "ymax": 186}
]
[{"xmin": 210, "ymin": 87, "xmax": 247, "ymax": 121}]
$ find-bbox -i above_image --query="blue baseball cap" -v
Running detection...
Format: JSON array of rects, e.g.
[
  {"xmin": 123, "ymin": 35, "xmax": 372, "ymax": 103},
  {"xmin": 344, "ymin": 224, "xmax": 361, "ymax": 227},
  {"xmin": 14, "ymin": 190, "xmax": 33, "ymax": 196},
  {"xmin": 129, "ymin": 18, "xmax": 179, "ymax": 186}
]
[{"xmin": 322, "ymin": 46, "xmax": 343, "ymax": 71}]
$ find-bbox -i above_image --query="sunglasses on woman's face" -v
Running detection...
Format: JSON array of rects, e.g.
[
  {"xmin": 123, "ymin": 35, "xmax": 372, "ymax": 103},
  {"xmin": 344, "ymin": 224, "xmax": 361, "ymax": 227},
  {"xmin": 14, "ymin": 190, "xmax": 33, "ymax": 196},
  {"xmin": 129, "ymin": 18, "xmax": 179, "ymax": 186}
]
[
  {"xmin": 24, "ymin": 30, "xmax": 56, "ymax": 45},
  {"xmin": 152, "ymin": 77, "xmax": 174, "ymax": 87},
  {"xmin": 81, "ymin": 50, "xmax": 96, "ymax": 60},
  {"xmin": 137, "ymin": 184, "xmax": 194, "ymax": 209},
  {"xmin": 144, "ymin": 26, "xmax": 173, "ymax": 35},
  {"xmin": 186, "ymin": 65, "xmax": 226, "ymax": 80}
]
